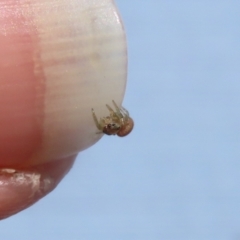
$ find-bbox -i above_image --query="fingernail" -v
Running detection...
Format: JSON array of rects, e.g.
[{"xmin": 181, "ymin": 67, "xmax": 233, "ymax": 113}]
[{"xmin": 0, "ymin": 168, "xmax": 55, "ymax": 220}]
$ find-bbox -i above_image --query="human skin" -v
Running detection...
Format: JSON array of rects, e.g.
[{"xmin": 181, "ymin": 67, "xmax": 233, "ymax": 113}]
[{"xmin": 0, "ymin": 0, "xmax": 127, "ymax": 219}]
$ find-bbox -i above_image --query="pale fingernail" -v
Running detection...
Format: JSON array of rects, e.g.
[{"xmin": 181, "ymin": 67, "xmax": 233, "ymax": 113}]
[{"xmin": 0, "ymin": 0, "xmax": 127, "ymax": 167}]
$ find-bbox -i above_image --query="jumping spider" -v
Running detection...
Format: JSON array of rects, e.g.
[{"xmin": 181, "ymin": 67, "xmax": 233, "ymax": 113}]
[{"xmin": 92, "ymin": 100, "xmax": 134, "ymax": 137}]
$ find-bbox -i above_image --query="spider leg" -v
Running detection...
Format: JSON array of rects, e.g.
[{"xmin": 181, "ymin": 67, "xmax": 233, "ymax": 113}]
[
  {"xmin": 106, "ymin": 104, "xmax": 114, "ymax": 113},
  {"xmin": 106, "ymin": 104, "xmax": 120, "ymax": 120},
  {"xmin": 120, "ymin": 106, "xmax": 129, "ymax": 120},
  {"xmin": 112, "ymin": 99, "xmax": 129, "ymax": 121},
  {"xmin": 91, "ymin": 108, "xmax": 102, "ymax": 130},
  {"xmin": 112, "ymin": 100, "xmax": 124, "ymax": 118}
]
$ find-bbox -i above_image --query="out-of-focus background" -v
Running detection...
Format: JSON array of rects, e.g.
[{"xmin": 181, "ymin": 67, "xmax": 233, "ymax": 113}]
[{"xmin": 2, "ymin": 1, "xmax": 240, "ymax": 239}]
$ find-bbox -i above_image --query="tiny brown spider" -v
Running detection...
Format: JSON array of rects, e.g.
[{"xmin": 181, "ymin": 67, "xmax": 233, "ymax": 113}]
[{"xmin": 92, "ymin": 100, "xmax": 134, "ymax": 137}]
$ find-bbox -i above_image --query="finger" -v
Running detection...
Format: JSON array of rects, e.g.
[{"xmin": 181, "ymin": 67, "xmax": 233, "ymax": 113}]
[{"xmin": 0, "ymin": 0, "xmax": 127, "ymax": 219}]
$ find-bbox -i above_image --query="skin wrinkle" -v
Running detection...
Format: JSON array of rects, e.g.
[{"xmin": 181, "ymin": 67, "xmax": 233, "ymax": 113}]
[
  {"xmin": 8, "ymin": 171, "xmax": 55, "ymax": 197},
  {"xmin": 13, "ymin": 172, "xmax": 55, "ymax": 198},
  {"xmin": 0, "ymin": 170, "xmax": 55, "ymax": 219},
  {"xmin": 0, "ymin": 155, "xmax": 76, "ymax": 219}
]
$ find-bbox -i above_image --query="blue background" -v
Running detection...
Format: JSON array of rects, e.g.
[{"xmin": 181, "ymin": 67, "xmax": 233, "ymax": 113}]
[{"xmin": 2, "ymin": 0, "xmax": 240, "ymax": 239}]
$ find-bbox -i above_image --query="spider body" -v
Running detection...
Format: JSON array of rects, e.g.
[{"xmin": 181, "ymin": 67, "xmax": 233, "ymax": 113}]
[{"xmin": 92, "ymin": 100, "xmax": 134, "ymax": 137}]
